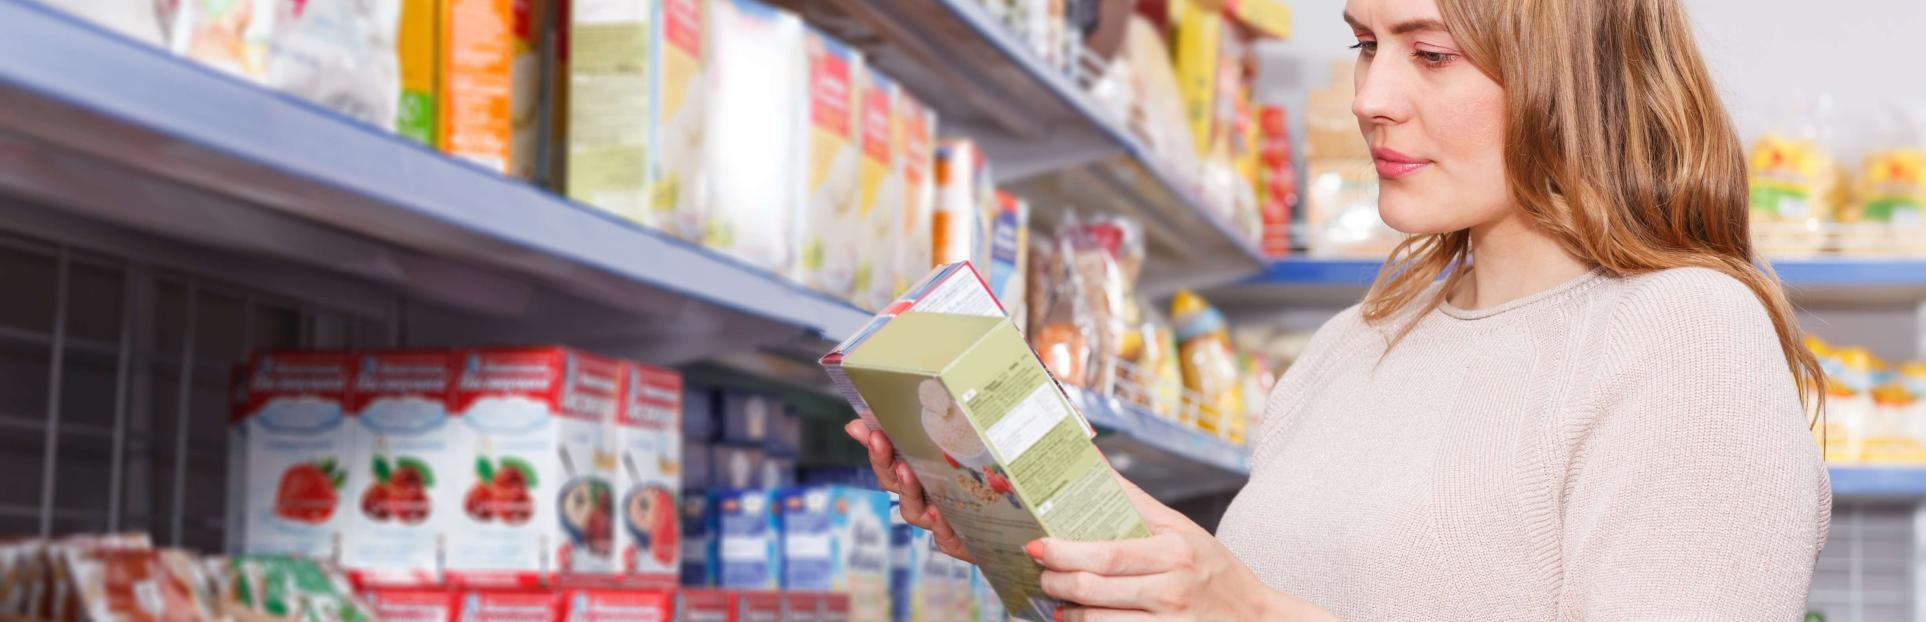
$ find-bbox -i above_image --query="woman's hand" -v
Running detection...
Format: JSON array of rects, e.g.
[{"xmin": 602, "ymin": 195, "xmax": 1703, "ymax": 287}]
[
  {"xmin": 1033, "ymin": 472, "xmax": 1337, "ymax": 622},
  {"xmin": 844, "ymin": 420, "xmax": 975, "ymax": 563}
]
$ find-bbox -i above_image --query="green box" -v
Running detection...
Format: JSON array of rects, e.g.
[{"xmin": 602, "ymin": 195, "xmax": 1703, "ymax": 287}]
[{"xmin": 835, "ymin": 308, "xmax": 1148, "ymax": 621}]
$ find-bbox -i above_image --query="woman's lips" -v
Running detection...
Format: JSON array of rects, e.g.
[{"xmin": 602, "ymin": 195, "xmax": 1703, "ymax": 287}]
[{"xmin": 1372, "ymin": 147, "xmax": 1431, "ymax": 180}]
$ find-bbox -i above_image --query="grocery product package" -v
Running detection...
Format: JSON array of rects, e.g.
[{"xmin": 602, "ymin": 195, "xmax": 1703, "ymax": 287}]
[
  {"xmin": 58, "ymin": 546, "xmax": 221, "ymax": 621},
  {"xmin": 259, "ymin": 0, "xmax": 402, "ymax": 131},
  {"xmin": 796, "ymin": 29, "xmax": 866, "ymax": 299},
  {"xmin": 1171, "ymin": 291, "xmax": 1241, "ymax": 435},
  {"xmin": 737, "ymin": 590, "xmax": 784, "ymax": 620},
  {"xmin": 227, "ymin": 554, "xmax": 376, "ymax": 621},
  {"xmin": 985, "ymin": 192, "xmax": 1031, "ymax": 332},
  {"xmin": 444, "ymin": 347, "xmax": 623, "ymax": 585},
  {"xmin": 708, "ymin": 489, "xmax": 781, "ymax": 590},
  {"xmin": 1026, "ymin": 230, "xmax": 1091, "ymax": 389},
  {"xmin": 439, "ymin": 0, "xmax": 545, "ymax": 175},
  {"xmin": 855, "ymin": 67, "xmax": 904, "ymax": 311},
  {"xmin": 1747, "ymin": 132, "xmax": 1842, "ymax": 257},
  {"xmin": 561, "ymin": 587, "xmax": 673, "ymax": 621},
  {"xmin": 616, "ymin": 364, "xmax": 684, "ymax": 580},
  {"xmin": 1025, "ymin": 215, "xmax": 1140, "ymax": 393},
  {"xmin": 821, "ymin": 263, "xmax": 1147, "ymax": 622},
  {"xmin": 565, "ymin": 0, "xmax": 652, "ymax": 222},
  {"xmin": 341, "ymin": 350, "xmax": 455, "ymax": 586},
  {"xmin": 895, "ymin": 91, "xmax": 939, "ymax": 299},
  {"xmin": 650, "ymin": 0, "xmax": 710, "ymax": 241},
  {"xmin": 170, "ymin": 0, "xmax": 272, "ymax": 77},
  {"xmin": 702, "ymin": 0, "xmax": 804, "ymax": 273},
  {"xmin": 1856, "ymin": 147, "xmax": 1926, "ymax": 255},
  {"xmin": 679, "ymin": 495, "xmax": 712, "ymax": 586},
  {"xmin": 362, "ymin": 587, "xmax": 461, "ymax": 621},
  {"xmin": 888, "ymin": 516, "xmax": 970, "ymax": 622},
  {"xmin": 454, "ymin": 588, "xmax": 560, "ymax": 620},
  {"xmin": 778, "ymin": 486, "xmax": 891, "ymax": 622},
  {"xmin": 932, "ymin": 141, "xmax": 994, "ymax": 270},
  {"xmin": 969, "ymin": 565, "xmax": 1006, "ymax": 622},
  {"xmin": 394, "ymin": 0, "xmax": 439, "ymax": 144},
  {"xmin": 238, "ymin": 351, "xmax": 355, "ymax": 561}
]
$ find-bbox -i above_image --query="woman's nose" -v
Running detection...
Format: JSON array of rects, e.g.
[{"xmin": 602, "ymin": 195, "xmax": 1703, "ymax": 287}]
[{"xmin": 1351, "ymin": 60, "xmax": 1408, "ymax": 126}]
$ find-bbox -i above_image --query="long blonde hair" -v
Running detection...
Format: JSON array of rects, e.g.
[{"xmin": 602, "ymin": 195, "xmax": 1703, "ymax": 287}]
[{"xmin": 1361, "ymin": 0, "xmax": 1824, "ymax": 407}]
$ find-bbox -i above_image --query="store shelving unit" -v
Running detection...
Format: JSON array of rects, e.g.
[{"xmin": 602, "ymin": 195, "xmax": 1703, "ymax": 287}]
[
  {"xmin": 0, "ymin": 0, "xmax": 1259, "ymax": 515},
  {"xmin": 1068, "ymin": 388, "xmax": 1251, "ymax": 502},
  {"xmin": 777, "ymin": 0, "xmax": 1271, "ymax": 295},
  {"xmin": 1831, "ymin": 467, "xmax": 1926, "ymax": 499}
]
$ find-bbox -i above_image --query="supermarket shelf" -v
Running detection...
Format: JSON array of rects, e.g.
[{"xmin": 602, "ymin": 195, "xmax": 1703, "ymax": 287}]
[
  {"xmin": 1207, "ymin": 258, "xmax": 1926, "ymax": 310},
  {"xmin": 1829, "ymin": 466, "xmax": 1926, "ymax": 499},
  {"xmin": 1066, "ymin": 387, "xmax": 1251, "ymax": 503},
  {"xmin": 0, "ymin": 0, "xmax": 872, "ymax": 365},
  {"xmin": 778, "ymin": 0, "xmax": 1268, "ymax": 295}
]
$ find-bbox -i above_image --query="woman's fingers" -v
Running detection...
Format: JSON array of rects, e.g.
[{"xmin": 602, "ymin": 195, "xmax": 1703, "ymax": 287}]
[
  {"xmin": 1040, "ymin": 571, "xmax": 1177, "ymax": 610},
  {"xmin": 1030, "ymin": 534, "xmax": 1190, "ymax": 576},
  {"xmin": 851, "ymin": 421, "xmax": 904, "ymax": 493},
  {"xmin": 894, "ymin": 462, "xmax": 937, "ymax": 530},
  {"xmin": 926, "ymin": 507, "xmax": 974, "ymax": 563}
]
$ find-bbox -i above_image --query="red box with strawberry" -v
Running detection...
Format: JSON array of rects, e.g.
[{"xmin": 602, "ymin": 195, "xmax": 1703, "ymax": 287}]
[{"xmin": 237, "ymin": 351, "xmax": 356, "ymax": 561}]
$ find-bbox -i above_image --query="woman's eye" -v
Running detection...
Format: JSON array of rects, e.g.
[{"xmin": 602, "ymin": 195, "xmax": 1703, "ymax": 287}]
[
  {"xmin": 1414, "ymin": 50, "xmax": 1456, "ymax": 66},
  {"xmin": 1348, "ymin": 41, "xmax": 1378, "ymax": 56}
]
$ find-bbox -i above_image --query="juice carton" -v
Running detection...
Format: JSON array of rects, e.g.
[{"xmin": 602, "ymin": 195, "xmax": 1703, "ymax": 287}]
[
  {"xmin": 562, "ymin": 588, "xmax": 674, "ymax": 621},
  {"xmin": 681, "ymin": 494, "xmax": 713, "ymax": 586},
  {"xmin": 702, "ymin": 0, "xmax": 805, "ymax": 273},
  {"xmin": 566, "ymin": 0, "xmax": 653, "ymax": 222},
  {"xmin": 677, "ymin": 588, "xmax": 736, "ymax": 622},
  {"xmin": 736, "ymin": 591, "xmax": 784, "ymax": 622},
  {"xmin": 440, "ymin": 0, "xmax": 548, "ymax": 176},
  {"xmin": 363, "ymin": 588, "xmax": 461, "ymax": 622},
  {"xmin": 854, "ymin": 67, "xmax": 902, "ymax": 311},
  {"xmin": 985, "ymin": 192, "xmax": 1030, "ymax": 331},
  {"xmin": 342, "ymin": 350, "xmax": 457, "ymax": 586},
  {"xmin": 821, "ymin": 264, "xmax": 1146, "ymax": 622},
  {"xmin": 446, "ymin": 347, "xmax": 624, "ymax": 585},
  {"xmin": 778, "ymin": 486, "xmax": 892, "ymax": 622},
  {"xmin": 615, "ymin": 363, "xmax": 683, "ymax": 580},
  {"xmin": 396, "ymin": 0, "xmax": 441, "ymax": 145},
  {"xmin": 708, "ymin": 490, "xmax": 781, "ymax": 590},
  {"xmin": 238, "ymin": 351, "xmax": 356, "ymax": 561},
  {"xmin": 651, "ymin": 0, "xmax": 711, "ymax": 241},
  {"xmin": 457, "ymin": 589, "xmax": 562, "ymax": 621},
  {"xmin": 895, "ymin": 91, "xmax": 938, "ymax": 300},
  {"xmin": 796, "ymin": 29, "xmax": 865, "ymax": 299}
]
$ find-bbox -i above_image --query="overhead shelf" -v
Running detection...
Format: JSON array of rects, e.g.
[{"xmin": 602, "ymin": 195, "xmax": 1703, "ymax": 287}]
[
  {"xmin": 1829, "ymin": 466, "xmax": 1926, "ymax": 499},
  {"xmin": 0, "ymin": 0, "xmax": 871, "ymax": 365},
  {"xmin": 777, "ymin": 0, "xmax": 1268, "ymax": 295},
  {"xmin": 1066, "ymin": 387, "xmax": 1250, "ymax": 503},
  {"xmin": 1206, "ymin": 258, "xmax": 1926, "ymax": 310}
]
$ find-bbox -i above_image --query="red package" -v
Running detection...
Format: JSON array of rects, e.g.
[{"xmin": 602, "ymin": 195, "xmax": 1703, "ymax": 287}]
[
  {"xmin": 819, "ymin": 593, "xmax": 849, "ymax": 622},
  {"xmin": 64, "ymin": 548, "xmax": 209, "ymax": 622},
  {"xmin": 676, "ymin": 588, "xmax": 735, "ymax": 622},
  {"xmin": 457, "ymin": 589, "xmax": 561, "ymax": 621},
  {"xmin": 736, "ymin": 591, "xmax": 782, "ymax": 622},
  {"xmin": 561, "ymin": 587, "xmax": 672, "ymax": 621},
  {"xmin": 364, "ymin": 588, "xmax": 460, "ymax": 622},
  {"xmin": 781, "ymin": 591, "xmax": 819, "ymax": 622}
]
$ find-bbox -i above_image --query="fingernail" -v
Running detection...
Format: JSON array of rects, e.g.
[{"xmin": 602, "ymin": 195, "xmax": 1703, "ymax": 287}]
[
  {"xmin": 1025, "ymin": 540, "xmax": 1043, "ymax": 560},
  {"xmin": 1053, "ymin": 607, "xmax": 1065, "ymax": 622}
]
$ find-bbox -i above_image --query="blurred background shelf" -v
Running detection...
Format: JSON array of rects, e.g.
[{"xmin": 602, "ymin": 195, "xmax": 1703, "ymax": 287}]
[
  {"xmin": 1830, "ymin": 467, "xmax": 1926, "ymax": 499},
  {"xmin": 0, "ymin": 0, "xmax": 872, "ymax": 366},
  {"xmin": 778, "ymin": 0, "xmax": 1271, "ymax": 295},
  {"xmin": 1066, "ymin": 387, "xmax": 1251, "ymax": 503}
]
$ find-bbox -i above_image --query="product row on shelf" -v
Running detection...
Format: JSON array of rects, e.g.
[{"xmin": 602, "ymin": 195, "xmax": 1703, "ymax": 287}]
[
  {"xmin": 1809, "ymin": 337, "xmax": 1926, "ymax": 465},
  {"xmin": 0, "ymin": 532, "xmax": 1011, "ymax": 621}
]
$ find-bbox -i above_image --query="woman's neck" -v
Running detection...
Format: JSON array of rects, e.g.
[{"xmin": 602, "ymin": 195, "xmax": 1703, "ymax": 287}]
[{"xmin": 1450, "ymin": 213, "xmax": 1593, "ymax": 310}]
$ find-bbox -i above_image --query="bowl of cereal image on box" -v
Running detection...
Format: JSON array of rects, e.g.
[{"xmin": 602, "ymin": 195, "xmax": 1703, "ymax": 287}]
[{"xmin": 917, "ymin": 379, "xmax": 989, "ymax": 469}]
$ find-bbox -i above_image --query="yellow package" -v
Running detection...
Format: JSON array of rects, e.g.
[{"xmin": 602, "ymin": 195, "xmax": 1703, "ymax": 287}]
[
  {"xmin": 796, "ymin": 31, "xmax": 865, "ymax": 298},
  {"xmin": 440, "ymin": 0, "xmax": 545, "ymax": 177},
  {"xmin": 1747, "ymin": 133, "xmax": 1840, "ymax": 256},
  {"xmin": 651, "ymin": 0, "xmax": 711, "ymax": 241},
  {"xmin": 1171, "ymin": 0, "xmax": 1223, "ymax": 157},
  {"xmin": 395, "ymin": 0, "xmax": 440, "ymax": 145},
  {"xmin": 855, "ymin": 68, "xmax": 902, "ymax": 311},
  {"xmin": 896, "ymin": 91, "xmax": 938, "ymax": 299},
  {"xmin": 1858, "ymin": 149, "xmax": 1926, "ymax": 254},
  {"xmin": 565, "ymin": 0, "xmax": 650, "ymax": 221},
  {"xmin": 1171, "ymin": 290, "xmax": 1240, "ymax": 434}
]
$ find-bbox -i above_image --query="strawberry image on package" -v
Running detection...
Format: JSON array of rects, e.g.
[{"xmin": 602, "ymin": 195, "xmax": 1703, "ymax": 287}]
[
  {"xmin": 445, "ymin": 347, "xmax": 624, "ymax": 586},
  {"xmin": 342, "ymin": 350, "xmax": 458, "ymax": 586},
  {"xmin": 238, "ymin": 351, "xmax": 355, "ymax": 561}
]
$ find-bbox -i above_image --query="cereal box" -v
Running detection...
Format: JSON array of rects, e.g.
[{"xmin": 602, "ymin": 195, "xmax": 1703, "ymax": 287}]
[
  {"xmin": 440, "ymin": 0, "xmax": 547, "ymax": 176},
  {"xmin": 651, "ymin": 0, "xmax": 711, "ymax": 241},
  {"xmin": 821, "ymin": 264, "xmax": 1145, "ymax": 622},
  {"xmin": 239, "ymin": 351, "xmax": 356, "ymax": 561},
  {"xmin": 342, "ymin": 350, "xmax": 457, "ymax": 586},
  {"xmin": 702, "ymin": 0, "xmax": 805, "ymax": 273},
  {"xmin": 708, "ymin": 490, "xmax": 781, "ymax": 590},
  {"xmin": 895, "ymin": 91, "xmax": 938, "ymax": 301},
  {"xmin": 854, "ymin": 67, "xmax": 902, "ymax": 311},
  {"xmin": 445, "ymin": 347, "xmax": 624, "ymax": 585},
  {"xmin": 566, "ymin": 0, "xmax": 653, "ymax": 222},
  {"xmin": 795, "ymin": 29, "xmax": 865, "ymax": 299},
  {"xmin": 777, "ymin": 486, "xmax": 891, "ymax": 622},
  {"xmin": 615, "ymin": 364, "xmax": 684, "ymax": 580}
]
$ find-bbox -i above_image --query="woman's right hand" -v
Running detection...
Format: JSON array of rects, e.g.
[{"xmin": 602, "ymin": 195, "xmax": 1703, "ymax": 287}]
[{"xmin": 844, "ymin": 420, "xmax": 975, "ymax": 563}]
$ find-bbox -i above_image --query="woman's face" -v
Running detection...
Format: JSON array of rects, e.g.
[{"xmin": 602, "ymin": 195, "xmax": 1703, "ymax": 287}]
[{"xmin": 1345, "ymin": 0, "xmax": 1512, "ymax": 235}]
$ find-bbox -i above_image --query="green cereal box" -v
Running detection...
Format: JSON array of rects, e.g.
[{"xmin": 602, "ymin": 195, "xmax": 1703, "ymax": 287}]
[{"xmin": 820, "ymin": 263, "xmax": 1148, "ymax": 622}]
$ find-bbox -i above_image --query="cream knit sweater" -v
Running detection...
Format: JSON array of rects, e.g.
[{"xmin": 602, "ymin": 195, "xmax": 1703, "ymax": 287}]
[{"xmin": 1216, "ymin": 267, "xmax": 1831, "ymax": 621}]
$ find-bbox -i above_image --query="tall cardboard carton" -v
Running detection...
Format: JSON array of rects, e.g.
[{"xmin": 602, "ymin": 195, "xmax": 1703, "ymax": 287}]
[
  {"xmin": 342, "ymin": 350, "xmax": 458, "ymax": 586},
  {"xmin": 854, "ymin": 67, "xmax": 901, "ymax": 311},
  {"xmin": 895, "ymin": 91, "xmax": 937, "ymax": 300},
  {"xmin": 702, "ymin": 0, "xmax": 805, "ymax": 273},
  {"xmin": 615, "ymin": 363, "xmax": 684, "ymax": 581},
  {"xmin": 440, "ymin": 0, "xmax": 547, "ymax": 176},
  {"xmin": 796, "ymin": 29, "xmax": 865, "ymax": 299},
  {"xmin": 778, "ymin": 486, "xmax": 892, "ymax": 622},
  {"xmin": 239, "ymin": 351, "xmax": 356, "ymax": 562},
  {"xmin": 651, "ymin": 0, "xmax": 711, "ymax": 241},
  {"xmin": 566, "ymin": 0, "xmax": 653, "ymax": 222}
]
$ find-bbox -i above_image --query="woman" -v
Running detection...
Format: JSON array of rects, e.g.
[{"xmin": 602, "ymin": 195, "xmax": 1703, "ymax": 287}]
[{"xmin": 845, "ymin": 0, "xmax": 1831, "ymax": 618}]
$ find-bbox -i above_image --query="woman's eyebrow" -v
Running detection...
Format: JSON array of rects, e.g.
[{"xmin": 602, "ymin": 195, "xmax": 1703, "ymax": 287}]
[{"xmin": 1342, "ymin": 12, "xmax": 1448, "ymax": 35}]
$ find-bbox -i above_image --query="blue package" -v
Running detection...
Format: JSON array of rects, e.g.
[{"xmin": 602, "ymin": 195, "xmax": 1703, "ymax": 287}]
[
  {"xmin": 709, "ymin": 489, "xmax": 781, "ymax": 590},
  {"xmin": 681, "ymin": 493, "xmax": 712, "ymax": 586},
  {"xmin": 684, "ymin": 386, "xmax": 719, "ymax": 441},
  {"xmin": 780, "ymin": 486, "xmax": 893, "ymax": 621}
]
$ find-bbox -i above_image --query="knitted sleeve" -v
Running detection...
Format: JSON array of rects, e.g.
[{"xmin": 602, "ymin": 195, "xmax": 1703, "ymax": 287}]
[{"xmin": 1558, "ymin": 268, "xmax": 1830, "ymax": 620}]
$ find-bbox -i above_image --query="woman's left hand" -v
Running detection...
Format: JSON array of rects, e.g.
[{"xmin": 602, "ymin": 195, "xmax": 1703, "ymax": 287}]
[{"xmin": 1031, "ymin": 472, "xmax": 1332, "ymax": 622}]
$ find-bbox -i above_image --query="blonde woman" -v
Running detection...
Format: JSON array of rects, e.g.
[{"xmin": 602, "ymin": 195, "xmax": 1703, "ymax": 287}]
[{"xmin": 845, "ymin": 0, "xmax": 1831, "ymax": 618}]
